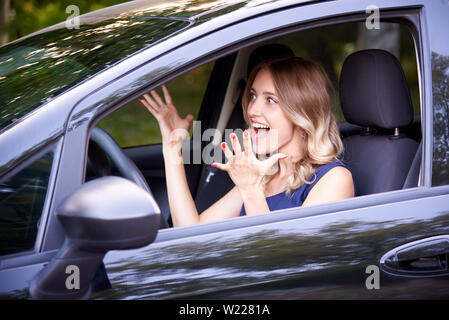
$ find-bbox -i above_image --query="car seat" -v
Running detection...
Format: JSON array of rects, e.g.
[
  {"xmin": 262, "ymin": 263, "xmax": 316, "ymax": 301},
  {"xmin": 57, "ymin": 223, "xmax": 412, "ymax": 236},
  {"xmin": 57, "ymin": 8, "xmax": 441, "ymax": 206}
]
[
  {"xmin": 402, "ymin": 140, "xmax": 422, "ymax": 188},
  {"xmin": 339, "ymin": 49, "xmax": 419, "ymax": 196}
]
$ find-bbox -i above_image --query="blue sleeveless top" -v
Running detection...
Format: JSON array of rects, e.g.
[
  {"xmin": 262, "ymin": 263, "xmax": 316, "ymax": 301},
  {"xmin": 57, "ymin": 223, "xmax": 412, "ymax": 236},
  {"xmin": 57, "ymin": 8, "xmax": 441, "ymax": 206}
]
[{"xmin": 240, "ymin": 161, "xmax": 355, "ymax": 216}]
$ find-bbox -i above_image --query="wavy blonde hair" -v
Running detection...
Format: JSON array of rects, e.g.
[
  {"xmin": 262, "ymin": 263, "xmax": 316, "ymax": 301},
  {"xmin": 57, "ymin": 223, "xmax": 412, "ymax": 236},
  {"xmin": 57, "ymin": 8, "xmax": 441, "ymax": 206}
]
[{"xmin": 242, "ymin": 56, "xmax": 343, "ymax": 194}]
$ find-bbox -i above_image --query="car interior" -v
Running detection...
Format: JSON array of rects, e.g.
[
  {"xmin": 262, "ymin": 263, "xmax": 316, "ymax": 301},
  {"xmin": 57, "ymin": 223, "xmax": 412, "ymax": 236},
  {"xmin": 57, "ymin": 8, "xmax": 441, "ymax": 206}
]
[{"xmin": 87, "ymin": 20, "xmax": 423, "ymax": 229}]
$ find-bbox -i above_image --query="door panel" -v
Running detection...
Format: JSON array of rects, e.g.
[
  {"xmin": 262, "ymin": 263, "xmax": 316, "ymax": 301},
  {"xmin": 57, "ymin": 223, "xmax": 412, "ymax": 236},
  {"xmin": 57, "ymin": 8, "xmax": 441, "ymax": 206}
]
[
  {"xmin": 97, "ymin": 192, "xmax": 449, "ymax": 299},
  {"xmin": 0, "ymin": 263, "xmax": 47, "ymax": 298}
]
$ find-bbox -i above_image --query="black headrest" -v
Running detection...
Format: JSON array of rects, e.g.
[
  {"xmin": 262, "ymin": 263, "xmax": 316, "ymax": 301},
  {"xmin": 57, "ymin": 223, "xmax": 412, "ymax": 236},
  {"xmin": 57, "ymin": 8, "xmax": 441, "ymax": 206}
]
[
  {"xmin": 247, "ymin": 43, "xmax": 294, "ymax": 77},
  {"xmin": 339, "ymin": 49, "xmax": 414, "ymax": 129}
]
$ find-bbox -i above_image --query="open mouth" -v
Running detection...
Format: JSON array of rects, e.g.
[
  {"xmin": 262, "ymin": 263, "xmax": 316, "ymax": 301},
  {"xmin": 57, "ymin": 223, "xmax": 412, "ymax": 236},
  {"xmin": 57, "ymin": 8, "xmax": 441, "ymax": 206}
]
[{"xmin": 252, "ymin": 122, "xmax": 270, "ymax": 142}]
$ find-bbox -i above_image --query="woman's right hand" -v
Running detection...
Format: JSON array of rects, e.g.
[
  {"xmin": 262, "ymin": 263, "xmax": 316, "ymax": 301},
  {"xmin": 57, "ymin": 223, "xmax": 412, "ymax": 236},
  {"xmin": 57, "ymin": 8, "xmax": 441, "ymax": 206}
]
[{"xmin": 139, "ymin": 85, "xmax": 194, "ymax": 148}]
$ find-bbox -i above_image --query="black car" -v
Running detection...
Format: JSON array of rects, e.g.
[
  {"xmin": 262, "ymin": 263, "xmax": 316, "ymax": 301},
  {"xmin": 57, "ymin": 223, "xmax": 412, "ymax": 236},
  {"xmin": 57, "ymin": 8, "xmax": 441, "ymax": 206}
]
[{"xmin": 1, "ymin": 0, "xmax": 449, "ymax": 299}]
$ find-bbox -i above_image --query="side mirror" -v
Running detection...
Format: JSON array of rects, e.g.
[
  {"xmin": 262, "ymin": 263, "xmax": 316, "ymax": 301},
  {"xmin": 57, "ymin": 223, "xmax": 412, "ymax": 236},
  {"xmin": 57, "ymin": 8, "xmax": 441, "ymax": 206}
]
[{"xmin": 30, "ymin": 176, "xmax": 160, "ymax": 299}]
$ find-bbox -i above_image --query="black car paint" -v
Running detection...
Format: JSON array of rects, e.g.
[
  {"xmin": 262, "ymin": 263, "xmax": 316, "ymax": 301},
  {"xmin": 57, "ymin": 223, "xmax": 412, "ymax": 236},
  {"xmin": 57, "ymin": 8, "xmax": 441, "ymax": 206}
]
[{"xmin": 95, "ymin": 190, "xmax": 449, "ymax": 299}]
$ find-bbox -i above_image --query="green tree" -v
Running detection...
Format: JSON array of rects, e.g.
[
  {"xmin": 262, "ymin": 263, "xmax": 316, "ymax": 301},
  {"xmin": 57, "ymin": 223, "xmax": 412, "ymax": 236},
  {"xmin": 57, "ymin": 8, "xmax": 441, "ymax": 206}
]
[
  {"xmin": 432, "ymin": 52, "xmax": 449, "ymax": 186},
  {"xmin": 0, "ymin": 0, "xmax": 128, "ymax": 44},
  {"xmin": 0, "ymin": 0, "xmax": 10, "ymax": 45}
]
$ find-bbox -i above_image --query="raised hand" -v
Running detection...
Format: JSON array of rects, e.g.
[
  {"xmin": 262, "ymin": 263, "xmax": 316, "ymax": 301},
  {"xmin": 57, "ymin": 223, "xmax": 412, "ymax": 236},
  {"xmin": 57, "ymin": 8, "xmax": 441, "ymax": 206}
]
[
  {"xmin": 139, "ymin": 85, "xmax": 194, "ymax": 147},
  {"xmin": 212, "ymin": 130, "xmax": 288, "ymax": 194}
]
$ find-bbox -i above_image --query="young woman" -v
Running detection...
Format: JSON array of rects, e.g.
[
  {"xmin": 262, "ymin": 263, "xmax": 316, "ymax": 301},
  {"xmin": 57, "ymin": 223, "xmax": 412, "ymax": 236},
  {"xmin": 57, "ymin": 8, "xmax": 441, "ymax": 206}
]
[{"xmin": 139, "ymin": 56, "xmax": 355, "ymax": 227}]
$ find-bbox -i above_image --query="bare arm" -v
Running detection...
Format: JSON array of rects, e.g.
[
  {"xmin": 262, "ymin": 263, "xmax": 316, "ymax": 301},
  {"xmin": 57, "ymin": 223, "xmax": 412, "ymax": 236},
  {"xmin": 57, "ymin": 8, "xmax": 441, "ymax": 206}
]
[
  {"xmin": 302, "ymin": 166, "xmax": 354, "ymax": 207},
  {"xmin": 198, "ymin": 186, "xmax": 244, "ymax": 223},
  {"xmin": 162, "ymin": 147, "xmax": 200, "ymax": 226},
  {"xmin": 163, "ymin": 148, "xmax": 243, "ymax": 226},
  {"xmin": 140, "ymin": 86, "xmax": 242, "ymax": 227}
]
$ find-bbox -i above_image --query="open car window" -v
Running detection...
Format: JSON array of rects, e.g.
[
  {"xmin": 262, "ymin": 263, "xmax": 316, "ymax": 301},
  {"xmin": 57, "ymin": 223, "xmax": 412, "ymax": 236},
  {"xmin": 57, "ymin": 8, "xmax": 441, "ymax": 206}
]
[{"xmin": 88, "ymin": 15, "xmax": 422, "ymax": 232}]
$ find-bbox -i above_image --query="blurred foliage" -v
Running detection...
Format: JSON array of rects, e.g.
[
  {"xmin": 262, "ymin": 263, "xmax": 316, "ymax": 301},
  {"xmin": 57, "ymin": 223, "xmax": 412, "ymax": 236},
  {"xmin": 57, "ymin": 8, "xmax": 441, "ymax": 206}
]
[
  {"xmin": 98, "ymin": 61, "xmax": 215, "ymax": 147},
  {"xmin": 1, "ymin": 0, "xmax": 129, "ymax": 42},
  {"xmin": 432, "ymin": 52, "xmax": 449, "ymax": 186}
]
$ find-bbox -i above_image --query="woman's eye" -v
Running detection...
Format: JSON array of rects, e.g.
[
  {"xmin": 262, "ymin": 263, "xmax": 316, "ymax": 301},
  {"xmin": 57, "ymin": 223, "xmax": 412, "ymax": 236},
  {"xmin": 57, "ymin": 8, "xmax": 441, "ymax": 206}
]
[
  {"xmin": 249, "ymin": 93, "xmax": 256, "ymax": 100},
  {"xmin": 267, "ymin": 97, "xmax": 277, "ymax": 104}
]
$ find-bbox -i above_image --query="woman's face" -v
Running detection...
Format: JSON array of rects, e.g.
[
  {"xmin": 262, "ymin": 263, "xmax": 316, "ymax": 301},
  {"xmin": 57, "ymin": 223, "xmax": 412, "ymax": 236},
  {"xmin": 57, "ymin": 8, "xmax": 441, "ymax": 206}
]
[{"xmin": 246, "ymin": 68, "xmax": 301, "ymax": 156}]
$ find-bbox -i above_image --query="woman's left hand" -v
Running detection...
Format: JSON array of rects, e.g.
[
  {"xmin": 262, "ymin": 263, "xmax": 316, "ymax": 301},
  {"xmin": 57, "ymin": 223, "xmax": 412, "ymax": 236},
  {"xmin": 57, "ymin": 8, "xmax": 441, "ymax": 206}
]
[{"xmin": 212, "ymin": 130, "xmax": 287, "ymax": 194}]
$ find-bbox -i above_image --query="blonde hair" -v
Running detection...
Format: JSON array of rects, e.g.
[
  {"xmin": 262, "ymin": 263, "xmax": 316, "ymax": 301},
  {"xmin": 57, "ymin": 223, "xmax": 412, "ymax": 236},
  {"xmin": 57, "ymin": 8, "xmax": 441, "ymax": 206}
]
[{"xmin": 242, "ymin": 56, "xmax": 343, "ymax": 193}]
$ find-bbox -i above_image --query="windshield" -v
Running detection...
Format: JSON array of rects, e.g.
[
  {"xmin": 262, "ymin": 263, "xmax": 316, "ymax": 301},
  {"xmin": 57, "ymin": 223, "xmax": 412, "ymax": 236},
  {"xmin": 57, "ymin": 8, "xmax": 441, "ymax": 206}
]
[{"xmin": 0, "ymin": 16, "xmax": 189, "ymax": 132}]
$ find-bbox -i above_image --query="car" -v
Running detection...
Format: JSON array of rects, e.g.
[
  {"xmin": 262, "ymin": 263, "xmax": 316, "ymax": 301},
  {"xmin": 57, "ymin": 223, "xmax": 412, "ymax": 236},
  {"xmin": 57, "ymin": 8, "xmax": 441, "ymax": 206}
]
[{"xmin": 0, "ymin": 0, "xmax": 448, "ymax": 300}]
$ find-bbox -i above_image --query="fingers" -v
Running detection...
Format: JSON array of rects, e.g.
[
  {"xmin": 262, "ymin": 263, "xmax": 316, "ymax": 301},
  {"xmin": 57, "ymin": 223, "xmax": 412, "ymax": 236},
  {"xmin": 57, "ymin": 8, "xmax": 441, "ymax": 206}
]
[
  {"xmin": 142, "ymin": 93, "xmax": 160, "ymax": 112},
  {"xmin": 212, "ymin": 140, "xmax": 234, "ymax": 172},
  {"xmin": 230, "ymin": 132, "xmax": 243, "ymax": 157},
  {"xmin": 220, "ymin": 141, "xmax": 234, "ymax": 162},
  {"xmin": 211, "ymin": 162, "xmax": 227, "ymax": 172},
  {"xmin": 139, "ymin": 97, "xmax": 159, "ymax": 117},
  {"xmin": 243, "ymin": 129, "xmax": 254, "ymax": 158},
  {"xmin": 150, "ymin": 89, "xmax": 165, "ymax": 107},
  {"xmin": 140, "ymin": 85, "xmax": 171, "ymax": 114},
  {"xmin": 162, "ymin": 85, "xmax": 173, "ymax": 105},
  {"xmin": 221, "ymin": 132, "xmax": 250, "ymax": 163},
  {"xmin": 262, "ymin": 153, "xmax": 288, "ymax": 170}
]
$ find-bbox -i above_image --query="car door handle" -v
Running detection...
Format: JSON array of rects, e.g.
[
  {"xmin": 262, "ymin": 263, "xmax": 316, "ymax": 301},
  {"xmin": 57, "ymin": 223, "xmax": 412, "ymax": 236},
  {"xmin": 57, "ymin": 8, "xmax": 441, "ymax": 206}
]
[{"xmin": 380, "ymin": 235, "xmax": 449, "ymax": 277}]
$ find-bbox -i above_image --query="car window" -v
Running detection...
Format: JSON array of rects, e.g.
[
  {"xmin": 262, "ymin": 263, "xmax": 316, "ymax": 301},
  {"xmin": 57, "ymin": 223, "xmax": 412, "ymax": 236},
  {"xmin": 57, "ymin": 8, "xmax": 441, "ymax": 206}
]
[
  {"xmin": 0, "ymin": 151, "xmax": 53, "ymax": 256},
  {"xmin": 97, "ymin": 61, "xmax": 215, "ymax": 147},
  {"xmin": 90, "ymin": 12, "xmax": 422, "ymax": 219},
  {"xmin": 277, "ymin": 21, "xmax": 420, "ymax": 123}
]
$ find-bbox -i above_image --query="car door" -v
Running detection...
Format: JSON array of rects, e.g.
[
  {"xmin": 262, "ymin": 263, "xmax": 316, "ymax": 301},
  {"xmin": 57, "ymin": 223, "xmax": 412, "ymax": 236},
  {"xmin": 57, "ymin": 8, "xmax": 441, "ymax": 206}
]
[
  {"xmin": 85, "ymin": 0, "xmax": 449, "ymax": 299},
  {"xmin": 96, "ymin": 188, "xmax": 449, "ymax": 300}
]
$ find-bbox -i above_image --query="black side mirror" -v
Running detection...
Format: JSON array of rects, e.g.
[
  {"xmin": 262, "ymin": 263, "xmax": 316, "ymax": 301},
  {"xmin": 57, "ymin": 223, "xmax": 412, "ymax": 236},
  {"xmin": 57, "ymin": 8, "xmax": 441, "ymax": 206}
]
[{"xmin": 30, "ymin": 176, "xmax": 160, "ymax": 299}]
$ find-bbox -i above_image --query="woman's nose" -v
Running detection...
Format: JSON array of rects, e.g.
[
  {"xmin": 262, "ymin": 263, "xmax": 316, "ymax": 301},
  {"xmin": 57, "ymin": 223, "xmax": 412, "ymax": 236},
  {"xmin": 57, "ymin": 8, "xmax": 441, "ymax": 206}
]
[{"xmin": 247, "ymin": 98, "xmax": 262, "ymax": 117}]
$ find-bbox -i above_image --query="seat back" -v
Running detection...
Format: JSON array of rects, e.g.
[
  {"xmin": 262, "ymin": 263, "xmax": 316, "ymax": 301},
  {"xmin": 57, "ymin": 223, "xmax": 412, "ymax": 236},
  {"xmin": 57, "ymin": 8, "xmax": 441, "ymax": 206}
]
[
  {"xmin": 339, "ymin": 49, "xmax": 419, "ymax": 196},
  {"xmin": 402, "ymin": 140, "xmax": 422, "ymax": 189}
]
